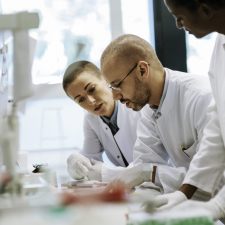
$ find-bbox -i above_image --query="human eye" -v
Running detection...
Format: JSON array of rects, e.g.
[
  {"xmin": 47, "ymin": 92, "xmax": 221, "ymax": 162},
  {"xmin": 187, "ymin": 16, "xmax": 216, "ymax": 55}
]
[
  {"xmin": 115, "ymin": 82, "xmax": 121, "ymax": 88},
  {"xmin": 89, "ymin": 86, "xmax": 95, "ymax": 92},
  {"xmin": 79, "ymin": 97, "xmax": 84, "ymax": 103}
]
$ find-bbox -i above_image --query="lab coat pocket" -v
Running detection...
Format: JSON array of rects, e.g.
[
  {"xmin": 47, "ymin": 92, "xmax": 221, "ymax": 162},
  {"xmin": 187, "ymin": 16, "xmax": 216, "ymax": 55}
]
[{"xmin": 181, "ymin": 141, "xmax": 198, "ymax": 160}]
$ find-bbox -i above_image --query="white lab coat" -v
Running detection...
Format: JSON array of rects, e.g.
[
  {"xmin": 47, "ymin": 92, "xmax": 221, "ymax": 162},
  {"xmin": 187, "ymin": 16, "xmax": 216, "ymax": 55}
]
[
  {"xmin": 80, "ymin": 102, "xmax": 142, "ymax": 182},
  {"xmin": 183, "ymin": 34, "xmax": 225, "ymax": 197},
  {"xmin": 133, "ymin": 68, "xmax": 223, "ymax": 198}
]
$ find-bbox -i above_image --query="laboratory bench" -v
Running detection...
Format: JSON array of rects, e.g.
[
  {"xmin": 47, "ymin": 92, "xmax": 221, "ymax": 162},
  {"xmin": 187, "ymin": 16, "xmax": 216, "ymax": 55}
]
[{"xmin": 0, "ymin": 175, "xmax": 162, "ymax": 225}]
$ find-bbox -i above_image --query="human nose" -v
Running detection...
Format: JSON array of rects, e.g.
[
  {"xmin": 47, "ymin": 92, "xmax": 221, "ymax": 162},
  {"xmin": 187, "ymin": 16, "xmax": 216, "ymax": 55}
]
[
  {"xmin": 112, "ymin": 89, "xmax": 122, "ymax": 101},
  {"xmin": 87, "ymin": 95, "xmax": 96, "ymax": 105},
  {"xmin": 176, "ymin": 20, "xmax": 183, "ymax": 29}
]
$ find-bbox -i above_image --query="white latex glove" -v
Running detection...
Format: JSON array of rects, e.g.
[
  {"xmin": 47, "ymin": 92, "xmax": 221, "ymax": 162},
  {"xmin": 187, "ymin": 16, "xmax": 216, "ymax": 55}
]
[
  {"xmin": 103, "ymin": 166, "xmax": 145, "ymax": 193},
  {"xmin": 154, "ymin": 191, "xmax": 187, "ymax": 212},
  {"xmin": 87, "ymin": 159, "xmax": 102, "ymax": 182},
  {"xmin": 67, "ymin": 153, "xmax": 94, "ymax": 180},
  {"xmin": 170, "ymin": 199, "xmax": 225, "ymax": 221}
]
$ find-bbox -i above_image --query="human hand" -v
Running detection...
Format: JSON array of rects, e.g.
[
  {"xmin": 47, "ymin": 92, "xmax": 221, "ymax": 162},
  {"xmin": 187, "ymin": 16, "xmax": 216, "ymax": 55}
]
[
  {"xmin": 170, "ymin": 199, "xmax": 225, "ymax": 221},
  {"xmin": 103, "ymin": 166, "xmax": 145, "ymax": 193},
  {"xmin": 87, "ymin": 159, "xmax": 102, "ymax": 181},
  {"xmin": 67, "ymin": 153, "xmax": 94, "ymax": 179},
  {"xmin": 154, "ymin": 191, "xmax": 187, "ymax": 212}
]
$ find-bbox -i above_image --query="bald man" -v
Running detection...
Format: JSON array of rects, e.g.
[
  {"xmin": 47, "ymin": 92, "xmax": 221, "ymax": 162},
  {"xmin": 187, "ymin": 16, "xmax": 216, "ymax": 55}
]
[{"xmin": 101, "ymin": 34, "xmax": 225, "ymax": 203}]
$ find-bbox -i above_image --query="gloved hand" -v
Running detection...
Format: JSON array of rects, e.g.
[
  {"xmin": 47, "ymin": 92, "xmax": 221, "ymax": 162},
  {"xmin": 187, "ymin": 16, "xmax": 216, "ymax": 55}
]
[
  {"xmin": 170, "ymin": 199, "xmax": 225, "ymax": 221},
  {"xmin": 154, "ymin": 191, "xmax": 187, "ymax": 212},
  {"xmin": 103, "ymin": 166, "xmax": 145, "ymax": 193},
  {"xmin": 67, "ymin": 153, "xmax": 94, "ymax": 180},
  {"xmin": 87, "ymin": 159, "xmax": 102, "ymax": 181}
]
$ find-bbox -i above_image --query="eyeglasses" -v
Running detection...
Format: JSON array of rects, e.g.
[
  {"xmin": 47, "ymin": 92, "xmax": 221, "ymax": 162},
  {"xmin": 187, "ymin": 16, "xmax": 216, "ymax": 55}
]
[{"xmin": 108, "ymin": 63, "xmax": 138, "ymax": 91}]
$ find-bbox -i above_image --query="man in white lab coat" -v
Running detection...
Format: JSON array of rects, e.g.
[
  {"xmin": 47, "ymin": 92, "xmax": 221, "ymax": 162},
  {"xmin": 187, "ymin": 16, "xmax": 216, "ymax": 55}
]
[
  {"xmin": 101, "ymin": 34, "xmax": 224, "ymax": 201},
  {"xmin": 152, "ymin": 0, "xmax": 225, "ymax": 220},
  {"xmin": 63, "ymin": 61, "xmax": 142, "ymax": 182}
]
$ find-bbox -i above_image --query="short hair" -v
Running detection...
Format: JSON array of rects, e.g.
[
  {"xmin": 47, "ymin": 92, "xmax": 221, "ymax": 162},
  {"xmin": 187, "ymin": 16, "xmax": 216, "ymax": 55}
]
[
  {"xmin": 63, "ymin": 60, "xmax": 101, "ymax": 94},
  {"xmin": 101, "ymin": 34, "xmax": 162, "ymax": 70},
  {"xmin": 168, "ymin": 0, "xmax": 225, "ymax": 11}
]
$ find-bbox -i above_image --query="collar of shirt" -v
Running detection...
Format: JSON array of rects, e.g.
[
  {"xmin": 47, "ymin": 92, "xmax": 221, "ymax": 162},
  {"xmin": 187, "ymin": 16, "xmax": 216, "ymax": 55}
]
[
  {"xmin": 150, "ymin": 69, "xmax": 169, "ymax": 120},
  {"xmin": 101, "ymin": 100, "xmax": 118, "ymax": 126}
]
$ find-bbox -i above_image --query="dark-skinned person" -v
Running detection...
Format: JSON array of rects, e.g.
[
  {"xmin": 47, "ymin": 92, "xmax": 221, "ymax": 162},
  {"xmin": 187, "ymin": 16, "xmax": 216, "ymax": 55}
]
[{"xmin": 151, "ymin": 0, "xmax": 225, "ymax": 220}]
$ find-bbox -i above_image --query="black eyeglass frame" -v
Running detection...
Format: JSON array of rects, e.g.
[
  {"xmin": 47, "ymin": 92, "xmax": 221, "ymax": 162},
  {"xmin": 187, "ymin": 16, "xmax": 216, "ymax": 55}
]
[
  {"xmin": 108, "ymin": 62, "xmax": 150, "ymax": 90},
  {"xmin": 108, "ymin": 63, "xmax": 138, "ymax": 90}
]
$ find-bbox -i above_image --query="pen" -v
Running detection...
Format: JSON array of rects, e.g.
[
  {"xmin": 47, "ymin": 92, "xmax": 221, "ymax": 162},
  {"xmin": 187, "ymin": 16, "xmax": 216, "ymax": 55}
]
[{"xmin": 181, "ymin": 146, "xmax": 190, "ymax": 158}]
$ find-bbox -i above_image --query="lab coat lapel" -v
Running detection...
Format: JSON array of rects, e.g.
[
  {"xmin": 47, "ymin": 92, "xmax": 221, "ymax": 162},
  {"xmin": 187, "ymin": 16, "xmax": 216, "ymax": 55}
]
[
  {"xmin": 98, "ymin": 116, "xmax": 113, "ymax": 138},
  {"xmin": 97, "ymin": 112, "xmax": 126, "ymax": 166},
  {"xmin": 114, "ymin": 103, "xmax": 134, "ymax": 163}
]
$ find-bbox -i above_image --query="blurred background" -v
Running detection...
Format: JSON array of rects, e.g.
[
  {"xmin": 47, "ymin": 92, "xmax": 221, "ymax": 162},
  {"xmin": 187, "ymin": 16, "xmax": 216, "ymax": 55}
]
[{"xmin": 1, "ymin": 0, "xmax": 217, "ymax": 167}]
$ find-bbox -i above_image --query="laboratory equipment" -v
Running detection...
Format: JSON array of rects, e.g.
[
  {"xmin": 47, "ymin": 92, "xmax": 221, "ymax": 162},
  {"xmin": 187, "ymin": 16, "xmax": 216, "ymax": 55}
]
[
  {"xmin": 0, "ymin": 11, "xmax": 39, "ymax": 202},
  {"xmin": 61, "ymin": 180, "xmax": 109, "ymax": 188}
]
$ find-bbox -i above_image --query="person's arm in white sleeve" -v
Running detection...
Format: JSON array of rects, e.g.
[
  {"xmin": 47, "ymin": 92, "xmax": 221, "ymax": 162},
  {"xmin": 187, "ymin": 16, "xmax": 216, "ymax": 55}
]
[
  {"xmin": 67, "ymin": 114, "xmax": 104, "ymax": 180},
  {"xmin": 68, "ymin": 114, "xmax": 136, "ymax": 182},
  {"xmin": 154, "ymin": 165, "xmax": 187, "ymax": 193},
  {"xmin": 81, "ymin": 116, "xmax": 136, "ymax": 182},
  {"xmin": 176, "ymin": 43, "xmax": 225, "ymax": 200},
  {"xmin": 79, "ymin": 114, "xmax": 104, "ymax": 161},
  {"xmin": 154, "ymin": 97, "xmax": 225, "ymax": 211},
  {"xmin": 100, "ymin": 162, "xmax": 134, "ymax": 182},
  {"xmin": 104, "ymin": 110, "xmax": 176, "ymax": 192},
  {"xmin": 133, "ymin": 109, "xmax": 190, "ymax": 193},
  {"xmin": 182, "ymin": 98, "xmax": 225, "ymax": 194}
]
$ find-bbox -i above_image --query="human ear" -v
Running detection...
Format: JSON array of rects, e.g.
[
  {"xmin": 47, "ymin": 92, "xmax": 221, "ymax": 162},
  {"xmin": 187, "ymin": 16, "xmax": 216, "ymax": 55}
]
[
  {"xmin": 138, "ymin": 61, "xmax": 149, "ymax": 80},
  {"xmin": 199, "ymin": 4, "xmax": 214, "ymax": 18},
  {"xmin": 140, "ymin": 67, "xmax": 145, "ymax": 76}
]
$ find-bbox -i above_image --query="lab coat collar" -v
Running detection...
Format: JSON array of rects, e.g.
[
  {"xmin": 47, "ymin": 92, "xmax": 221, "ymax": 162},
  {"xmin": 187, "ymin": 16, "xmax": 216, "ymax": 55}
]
[
  {"xmin": 150, "ymin": 68, "xmax": 169, "ymax": 120},
  {"xmin": 160, "ymin": 68, "xmax": 177, "ymax": 117}
]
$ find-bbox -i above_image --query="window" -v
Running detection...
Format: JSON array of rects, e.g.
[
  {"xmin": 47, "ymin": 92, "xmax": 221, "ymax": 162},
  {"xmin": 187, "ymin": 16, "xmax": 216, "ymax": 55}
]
[
  {"xmin": 186, "ymin": 32, "xmax": 217, "ymax": 76},
  {"xmin": 2, "ymin": 0, "xmax": 111, "ymax": 84},
  {"xmin": 3, "ymin": 0, "xmax": 155, "ymax": 167},
  {"xmin": 121, "ymin": 0, "xmax": 152, "ymax": 44},
  {"xmin": 19, "ymin": 97, "xmax": 85, "ymax": 166}
]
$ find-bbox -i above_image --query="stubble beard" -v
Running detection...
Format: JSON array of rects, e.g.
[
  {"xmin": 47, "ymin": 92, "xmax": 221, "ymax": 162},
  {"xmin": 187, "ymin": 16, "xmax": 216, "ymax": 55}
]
[{"xmin": 130, "ymin": 77, "xmax": 151, "ymax": 111}]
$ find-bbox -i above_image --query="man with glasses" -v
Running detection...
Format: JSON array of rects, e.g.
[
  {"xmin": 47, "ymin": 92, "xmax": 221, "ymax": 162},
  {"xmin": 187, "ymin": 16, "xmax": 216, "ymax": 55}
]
[{"xmin": 101, "ymin": 34, "xmax": 224, "ymax": 201}]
